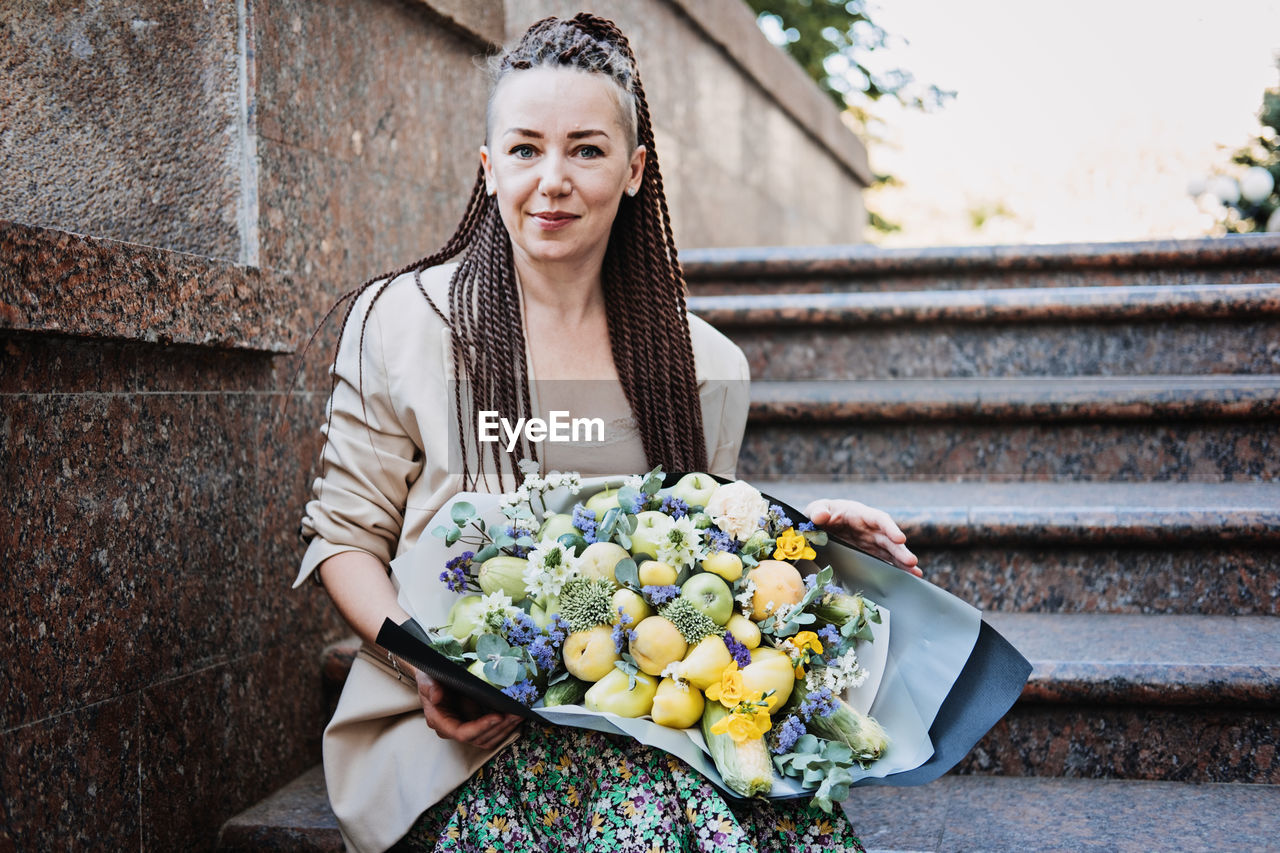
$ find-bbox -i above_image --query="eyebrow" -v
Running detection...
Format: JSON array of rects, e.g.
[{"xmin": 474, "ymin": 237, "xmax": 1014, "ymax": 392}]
[{"xmin": 504, "ymin": 128, "xmax": 611, "ymax": 140}]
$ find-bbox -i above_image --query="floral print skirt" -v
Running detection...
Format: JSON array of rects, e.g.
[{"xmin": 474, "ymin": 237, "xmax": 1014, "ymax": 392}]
[{"xmin": 391, "ymin": 722, "xmax": 866, "ymax": 853}]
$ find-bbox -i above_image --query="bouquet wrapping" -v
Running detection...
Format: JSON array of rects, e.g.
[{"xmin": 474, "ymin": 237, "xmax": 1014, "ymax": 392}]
[{"xmin": 382, "ymin": 467, "xmax": 1029, "ymax": 808}]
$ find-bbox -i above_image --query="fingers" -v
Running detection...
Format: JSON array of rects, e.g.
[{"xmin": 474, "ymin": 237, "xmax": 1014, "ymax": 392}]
[
  {"xmin": 808, "ymin": 499, "xmax": 923, "ymax": 576},
  {"xmin": 420, "ymin": 681, "xmax": 523, "ymax": 748}
]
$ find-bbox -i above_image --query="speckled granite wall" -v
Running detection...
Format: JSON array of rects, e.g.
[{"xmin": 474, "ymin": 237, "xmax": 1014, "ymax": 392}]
[{"xmin": 0, "ymin": 0, "xmax": 498, "ymax": 849}]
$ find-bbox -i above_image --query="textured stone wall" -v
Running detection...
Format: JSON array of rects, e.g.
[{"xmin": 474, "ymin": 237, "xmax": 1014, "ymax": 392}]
[{"xmin": 0, "ymin": 0, "xmax": 865, "ymax": 848}]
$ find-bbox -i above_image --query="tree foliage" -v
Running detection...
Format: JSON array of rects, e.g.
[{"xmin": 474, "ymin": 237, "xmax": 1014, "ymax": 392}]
[{"xmin": 1217, "ymin": 63, "xmax": 1280, "ymax": 234}]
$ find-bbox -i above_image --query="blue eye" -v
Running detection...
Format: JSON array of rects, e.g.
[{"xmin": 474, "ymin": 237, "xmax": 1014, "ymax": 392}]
[
  {"xmin": 577, "ymin": 145, "xmax": 603, "ymax": 159},
  {"xmin": 510, "ymin": 144, "xmax": 536, "ymax": 159}
]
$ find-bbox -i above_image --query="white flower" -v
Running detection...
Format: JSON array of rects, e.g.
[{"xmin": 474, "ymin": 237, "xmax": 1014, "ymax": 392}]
[
  {"xmin": 807, "ymin": 647, "xmax": 868, "ymax": 694},
  {"xmin": 657, "ymin": 515, "xmax": 704, "ymax": 569},
  {"xmin": 660, "ymin": 661, "xmax": 689, "ymax": 689},
  {"xmin": 734, "ymin": 578, "xmax": 757, "ymax": 617},
  {"xmin": 517, "ymin": 458, "xmax": 540, "ymax": 476},
  {"xmin": 704, "ymin": 480, "xmax": 770, "ymax": 542},
  {"xmin": 561, "ymin": 472, "xmax": 583, "ymax": 495},
  {"xmin": 623, "ymin": 474, "xmax": 645, "ymax": 491},
  {"xmin": 479, "ymin": 590, "xmax": 520, "ymax": 632},
  {"xmin": 523, "ymin": 542, "xmax": 578, "ymax": 600}
]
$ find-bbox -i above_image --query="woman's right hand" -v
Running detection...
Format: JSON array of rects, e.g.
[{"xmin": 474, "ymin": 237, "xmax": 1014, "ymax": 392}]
[{"xmin": 415, "ymin": 669, "xmax": 524, "ymax": 750}]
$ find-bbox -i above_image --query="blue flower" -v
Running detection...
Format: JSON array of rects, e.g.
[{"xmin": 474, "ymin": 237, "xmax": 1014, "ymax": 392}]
[
  {"xmin": 529, "ymin": 636, "xmax": 557, "ymax": 672},
  {"xmin": 706, "ymin": 529, "xmax": 737, "ymax": 554},
  {"xmin": 765, "ymin": 504, "xmax": 793, "ymax": 532},
  {"xmin": 612, "ymin": 611, "xmax": 637, "ymax": 653},
  {"xmin": 501, "ymin": 678, "xmax": 539, "ymax": 706},
  {"xmin": 659, "ymin": 494, "xmax": 690, "ymax": 520},
  {"xmin": 439, "ymin": 551, "xmax": 476, "ymax": 593},
  {"xmin": 721, "ymin": 632, "xmax": 752, "ymax": 668},
  {"xmin": 627, "ymin": 493, "xmax": 647, "ymax": 514},
  {"xmin": 800, "ymin": 687, "xmax": 838, "ymax": 721},
  {"xmin": 771, "ymin": 714, "xmax": 807, "ymax": 754},
  {"xmin": 547, "ymin": 614, "xmax": 570, "ymax": 646},
  {"xmin": 798, "ymin": 521, "xmax": 816, "ymax": 532},
  {"xmin": 642, "ymin": 584, "xmax": 681, "ymax": 605},
  {"xmin": 571, "ymin": 503, "xmax": 598, "ymax": 544},
  {"xmin": 818, "ymin": 624, "xmax": 841, "ymax": 648}
]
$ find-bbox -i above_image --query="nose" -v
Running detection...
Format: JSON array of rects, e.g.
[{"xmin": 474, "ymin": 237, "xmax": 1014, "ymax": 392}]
[{"xmin": 538, "ymin": 154, "xmax": 571, "ymax": 197}]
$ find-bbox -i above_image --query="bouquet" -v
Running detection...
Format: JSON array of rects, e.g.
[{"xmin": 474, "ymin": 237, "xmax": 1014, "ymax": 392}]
[
  {"xmin": 383, "ymin": 465, "xmax": 1029, "ymax": 810},
  {"xmin": 415, "ymin": 465, "xmax": 894, "ymax": 811}
]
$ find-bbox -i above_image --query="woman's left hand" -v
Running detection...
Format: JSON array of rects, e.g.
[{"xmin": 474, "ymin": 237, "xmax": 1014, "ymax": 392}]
[{"xmin": 804, "ymin": 499, "xmax": 922, "ymax": 577}]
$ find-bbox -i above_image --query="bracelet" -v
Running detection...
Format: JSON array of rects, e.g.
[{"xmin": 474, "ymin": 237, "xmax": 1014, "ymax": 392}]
[{"xmin": 387, "ymin": 650, "xmax": 407, "ymax": 683}]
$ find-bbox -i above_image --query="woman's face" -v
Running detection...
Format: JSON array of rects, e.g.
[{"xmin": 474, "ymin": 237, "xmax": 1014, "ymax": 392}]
[{"xmin": 481, "ymin": 67, "xmax": 646, "ymax": 273}]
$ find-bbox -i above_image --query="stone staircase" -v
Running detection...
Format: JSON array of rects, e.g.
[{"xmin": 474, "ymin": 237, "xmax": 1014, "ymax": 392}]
[{"xmin": 220, "ymin": 236, "xmax": 1280, "ymax": 852}]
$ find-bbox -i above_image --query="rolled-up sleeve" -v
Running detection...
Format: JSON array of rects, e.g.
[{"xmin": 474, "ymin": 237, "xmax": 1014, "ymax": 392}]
[{"xmin": 295, "ymin": 287, "xmax": 424, "ymax": 587}]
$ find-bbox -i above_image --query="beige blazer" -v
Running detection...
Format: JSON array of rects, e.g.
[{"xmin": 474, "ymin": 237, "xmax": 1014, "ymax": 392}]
[{"xmin": 296, "ymin": 263, "xmax": 751, "ymax": 853}]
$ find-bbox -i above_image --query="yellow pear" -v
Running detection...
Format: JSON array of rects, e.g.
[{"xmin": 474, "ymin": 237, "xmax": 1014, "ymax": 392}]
[
  {"xmin": 629, "ymin": 615, "xmax": 688, "ymax": 676},
  {"xmin": 742, "ymin": 646, "xmax": 796, "ymax": 712},
  {"xmin": 746, "ymin": 560, "xmax": 806, "ymax": 621},
  {"xmin": 725, "ymin": 613, "xmax": 761, "ymax": 650},
  {"xmin": 678, "ymin": 635, "xmax": 734, "ymax": 690},
  {"xmin": 651, "ymin": 677, "xmax": 705, "ymax": 728},
  {"xmin": 638, "ymin": 559, "xmax": 678, "ymax": 587},
  {"xmin": 701, "ymin": 550, "xmax": 744, "ymax": 582},
  {"xmin": 584, "ymin": 669, "xmax": 658, "ymax": 718},
  {"xmin": 563, "ymin": 625, "xmax": 621, "ymax": 682}
]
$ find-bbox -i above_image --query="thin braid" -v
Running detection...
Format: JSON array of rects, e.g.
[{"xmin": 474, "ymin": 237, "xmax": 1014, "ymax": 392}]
[{"xmin": 304, "ymin": 14, "xmax": 710, "ymax": 490}]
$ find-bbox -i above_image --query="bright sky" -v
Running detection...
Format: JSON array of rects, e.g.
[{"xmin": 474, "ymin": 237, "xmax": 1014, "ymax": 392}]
[{"xmin": 857, "ymin": 0, "xmax": 1280, "ymax": 246}]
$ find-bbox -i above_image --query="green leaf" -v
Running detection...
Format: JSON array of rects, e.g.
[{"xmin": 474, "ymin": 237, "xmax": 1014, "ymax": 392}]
[
  {"xmin": 474, "ymin": 544, "xmax": 499, "ymax": 563},
  {"xmin": 475, "ymin": 633, "xmax": 510, "ymax": 659},
  {"xmin": 614, "ymin": 559, "xmax": 640, "ymax": 589},
  {"xmin": 474, "ymin": 517, "xmax": 486, "ymax": 535},
  {"xmin": 494, "ymin": 657, "xmax": 523, "ymax": 686},
  {"xmin": 451, "ymin": 501, "xmax": 476, "ymax": 525},
  {"xmin": 431, "ymin": 524, "xmax": 450, "ymax": 539},
  {"xmin": 445, "ymin": 527, "xmax": 461, "ymax": 546}
]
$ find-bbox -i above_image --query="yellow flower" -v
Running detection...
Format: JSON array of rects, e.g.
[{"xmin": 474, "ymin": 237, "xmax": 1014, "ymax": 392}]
[
  {"xmin": 711, "ymin": 712, "xmax": 762, "ymax": 743},
  {"xmin": 791, "ymin": 630, "xmax": 824, "ymax": 677},
  {"xmin": 773, "ymin": 527, "xmax": 816, "ymax": 561},
  {"xmin": 590, "ymin": 813, "xmax": 605, "ymax": 835},
  {"xmin": 705, "ymin": 661, "xmax": 745, "ymax": 708},
  {"xmin": 542, "ymin": 808, "xmax": 560, "ymax": 827}
]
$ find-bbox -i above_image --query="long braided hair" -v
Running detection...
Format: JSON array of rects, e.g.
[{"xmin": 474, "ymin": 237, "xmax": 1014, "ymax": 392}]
[{"xmin": 314, "ymin": 13, "xmax": 707, "ymax": 488}]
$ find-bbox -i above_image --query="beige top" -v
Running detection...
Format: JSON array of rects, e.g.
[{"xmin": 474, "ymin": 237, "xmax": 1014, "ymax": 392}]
[{"xmin": 296, "ymin": 263, "xmax": 751, "ymax": 852}]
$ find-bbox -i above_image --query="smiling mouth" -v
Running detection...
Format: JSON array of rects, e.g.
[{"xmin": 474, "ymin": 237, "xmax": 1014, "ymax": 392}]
[{"xmin": 531, "ymin": 211, "xmax": 579, "ymax": 230}]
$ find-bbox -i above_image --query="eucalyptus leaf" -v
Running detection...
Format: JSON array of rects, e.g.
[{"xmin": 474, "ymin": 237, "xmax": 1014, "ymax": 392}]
[
  {"xmin": 616, "ymin": 532, "xmax": 632, "ymax": 550},
  {"xmin": 494, "ymin": 657, "xmax": 523, "ymax": 686},
  {"xmin": 614, "ymin": 559, "xmax": 640, "ymax": 589},
  {"xmin": 451, "ymin": 501, "xmax": 476, "ymax": 526},
  {"xmin": 445, "ymin": 527, "xmax": 461, "ymax": 546},
  {"xmin": 431, "ymin": 524, "xmax": 450, "ymax": 539},
  {"xmin": 616, "ymin": 486, "xmax": 641, "ymax": 511},
  {"xmin": 475, "ymin": 633, "xmax": 510, "ymax": 659},
  {"xmin": 474, "ymin": 544, "xmax": 499, "ymax": 563}
]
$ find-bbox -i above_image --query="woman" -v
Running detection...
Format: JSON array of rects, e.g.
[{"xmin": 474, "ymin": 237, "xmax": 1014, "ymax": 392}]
[{"xmin": 298, "ymin": 14, "xmax": 918, "ymax": 853}]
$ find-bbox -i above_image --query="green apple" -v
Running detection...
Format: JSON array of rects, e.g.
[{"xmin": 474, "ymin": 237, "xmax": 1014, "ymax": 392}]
[
  {"xmin": 701, "ymin": 550, "xmax": 744, "ymax": 582},
  {"xmin": 538, "ymin": 512, "xmax": 579, "ymax": 543},
  {"xmin": 584, "ymin": 486, "xmax": 622, "ymax": 521},
  {"xmin": 679, "ymin": 572, "xmax": 734, "ymax": 626},
  {"xmin": 563, "ymin": 625, "xmax": 621, "ymax": 682},
  {"xmin": 629, "ymin": 510, "xmax": 674, "ymax": 558},
  {"xmin": 584, "ymin": 668, "xmax": 658, "ymax": 717},
  {"xmin": 446, "ymin": 595, "xmax": 485, "ymax": 644},
  {"xmin": 467, "ymin": 660, "xmax": 496, "ymax": 685},
  {"xmin": 576, "ymin": 541, "xmax": 630, "ymax": 588},
  {"xmin": 669, "ymin": 472, "xmax": 718, "ymax": 510},
  {"xmin": 477, "ymin": 555, "xmax": 529, "ymax": 600},
  {"xmin": 612, "ymin": 588, "xmax": 654, "ymax": 626}
]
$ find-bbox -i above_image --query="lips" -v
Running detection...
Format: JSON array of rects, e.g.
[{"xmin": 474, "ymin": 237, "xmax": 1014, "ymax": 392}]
[{"xmin": 531, "ymin": 211, "xmax": 579, "ymax": 230}]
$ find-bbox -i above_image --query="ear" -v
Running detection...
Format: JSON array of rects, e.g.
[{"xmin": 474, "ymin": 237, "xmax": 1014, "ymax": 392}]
[
  {"xmin": 626, "ymin": 144, "xmax": 647, "ymax": 196},
  {"xmin": 480, "ymin": 145, "xmax": 495, "ymax": 196}
]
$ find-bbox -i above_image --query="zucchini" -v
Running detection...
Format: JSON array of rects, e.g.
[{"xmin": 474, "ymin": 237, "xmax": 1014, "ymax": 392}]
[
  {"xmin": 787, "ymin": 681, "xmax": 888, "ymax": 765},
  {"xmin": 701, "ymin": 702, "xmax": 774, "ymax": 797}
]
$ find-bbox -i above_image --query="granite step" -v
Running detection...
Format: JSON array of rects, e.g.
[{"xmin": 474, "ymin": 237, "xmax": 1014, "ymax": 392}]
[
  {"xmin": 753, "ymin": 480, "xmax": 1280, "ymax": 615},
  {"xmin": 216, "ymin": 766, "xmax": 1280, "ymax": 853},
  {"xmin": 959, "ymin": 612, "xmax": 1280, "ymax": 783},
  {"xmin": 681, "ymin": 234, "xmax": 1280, "ymax": 294},
  {"xmin": 738, "ymin": 376, "xmax": 1279, "ymax": 482},
  {"xmin": 688, "ymin": 282, "xmax": 1280, "ymax": 380}
]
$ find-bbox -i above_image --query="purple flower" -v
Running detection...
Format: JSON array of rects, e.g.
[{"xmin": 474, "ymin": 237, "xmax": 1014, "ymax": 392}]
[
  {"xmin": 800, "ymin": 687, "xmax": 838, "ymax": 721},
  {"xmin": 706, "ymin": 529, "xmax": 737, "ymax": 554},
  {"xmin": 767, "ymin": 504, "xmax": 793, "ymax": 532},
  {"xmin": 721, "ymin": 632, "xmax": 752, "ymax": 668},
  {"xmin": 529, "ymin": 636, "xmax": 557, "ymax": 672},
  {"xmin": 627, "ymin": 493, "xmax": 647, "ymax": 514},
  {"xmin": 440, "ymin": 551, "xmax": 476, "ymax": 593},
  {"xmin": 659, "ymin": 494, "xmax": 690, "ymax": 520},
  {"xmin": 571, "ymin": 503, "xmax": 598, "ymax": 544},
  {"xmin": 642, "ymin": 584, "xmax": 681, "ymax": 605},
  {"xmin": 547, "ymin": 614, "xmax": 570, "ymax": 646},
  {"xmin": 798, "ymin": 521, "xmax": 816, "ymax": 533},
  {"xmin": 612, "ymin": 610, "xmax": 637, "ymax": 653},
  {"xmin": 502, "ymin": 526, "xmax": 532, "ymax": 558},
  {"xmin": 502, "ymin": 612, "xmax": 538, "ymax": 647},
  {"xmin": 771, "ymin": 714, "xmax": 807, "ymax": 754},
  {"xmin": 501, "ymin": 678, "xmax": 539, "ymax": 706},
  {"xmin": 818, "ymin": 624, "xmax": 841, "ymax": 648}
]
